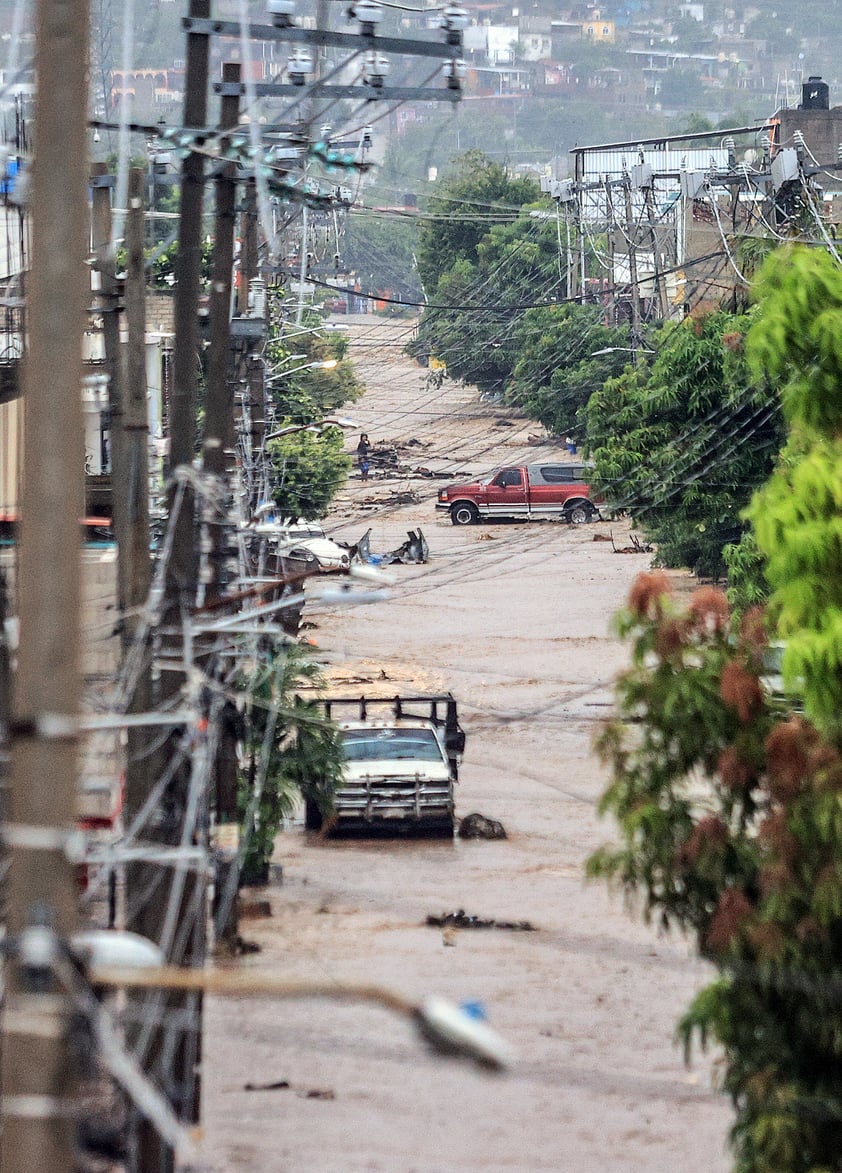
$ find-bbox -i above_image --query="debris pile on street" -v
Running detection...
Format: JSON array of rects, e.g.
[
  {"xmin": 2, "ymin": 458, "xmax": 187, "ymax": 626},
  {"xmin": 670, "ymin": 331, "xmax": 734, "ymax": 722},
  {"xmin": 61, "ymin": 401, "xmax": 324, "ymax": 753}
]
[
  {"xmin": 379, "ymin": 529, "xmax": 429, "ymax": 565},
  {"xmin": 426, "ymin": 909, "xmax": 536, "ymax": 932},
  {"xmin": 334, "ymin": 526, "xmax": 429, "ymax": 564},
  {"xmin": 610, "ymin": 531, "xmax": 653, "ymax": 554},
  {"xmin": 353, "ymin": 436, "xmax": 470, "ymax": 482}
]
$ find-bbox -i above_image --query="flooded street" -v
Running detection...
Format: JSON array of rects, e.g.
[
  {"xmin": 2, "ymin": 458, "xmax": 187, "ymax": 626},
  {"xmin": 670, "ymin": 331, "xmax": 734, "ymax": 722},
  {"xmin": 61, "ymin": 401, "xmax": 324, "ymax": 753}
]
[{"xmin": 197, "ymin": 318, "xmax": 732, "ymax": 1172}]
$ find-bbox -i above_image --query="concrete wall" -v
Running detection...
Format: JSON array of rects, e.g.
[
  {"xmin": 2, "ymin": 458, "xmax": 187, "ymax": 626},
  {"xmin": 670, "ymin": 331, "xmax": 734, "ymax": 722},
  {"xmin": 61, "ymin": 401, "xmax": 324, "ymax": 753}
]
[{"xmin": 776, "ymin": 106, "xmax": 842, "ymax": 168}]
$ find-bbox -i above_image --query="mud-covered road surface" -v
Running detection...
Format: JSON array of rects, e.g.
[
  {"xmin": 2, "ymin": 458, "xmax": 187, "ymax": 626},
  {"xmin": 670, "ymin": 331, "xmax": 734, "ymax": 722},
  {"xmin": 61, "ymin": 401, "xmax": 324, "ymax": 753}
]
[{"xmin": 195, "ymin": 318, "xmax": 731, "ymax": 1172}]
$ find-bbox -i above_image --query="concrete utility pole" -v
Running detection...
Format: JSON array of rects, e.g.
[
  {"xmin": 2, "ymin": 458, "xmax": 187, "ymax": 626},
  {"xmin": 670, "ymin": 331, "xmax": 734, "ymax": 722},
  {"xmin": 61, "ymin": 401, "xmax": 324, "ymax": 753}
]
[
  {"xmin": 122, "ymin": 163, "xmax": 157, "ymax": 1010},
  {"xmin": 203, "ymin": 62, "xmax": 242, "ymax": 950},
  {"xmin": 622, "ymin": 177, "xmax": 642, "ymax": 348},
  {"xmin": 0, "ymin": 2, "xmax": 89, "ymax": 1171},
  {"xmin": 91, "ymin": 162, "xmax": 126, "ymax": 581},
  {"xmin": 604, "ymin": 178, "xmax": 616, "ymax": 327},
  {"xmin": 122, "ymin": 167, "xmax": 154, "ymax": 635},
  {"xmin": 234, "ymin": 180, "xmax": 267, "ymax": 510},
  {"xmin": 236, "ymin": 180, "xmax": 257, "ymax": 317},
  {"xmin": 133, "ymin": 4, "xmax": 211, "ymax": 1169},
  {"xmin": 643, "ymin": 181, "xmax": 667, "ymax": 322}
]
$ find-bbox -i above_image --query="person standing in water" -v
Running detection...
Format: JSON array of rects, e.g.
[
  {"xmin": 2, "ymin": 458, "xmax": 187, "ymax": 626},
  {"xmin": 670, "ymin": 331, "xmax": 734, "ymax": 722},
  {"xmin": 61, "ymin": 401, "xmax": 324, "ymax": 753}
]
[{"xmin": 356, "ymin": 432, "xmax": 371, "ymax": 481}]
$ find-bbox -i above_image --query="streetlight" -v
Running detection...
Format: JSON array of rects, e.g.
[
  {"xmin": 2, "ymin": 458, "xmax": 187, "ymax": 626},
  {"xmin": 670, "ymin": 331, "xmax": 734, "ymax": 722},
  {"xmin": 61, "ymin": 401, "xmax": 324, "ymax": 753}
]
[
  {"xmin": 280, "ymin": 323, "xmax": 350, "ymax": 337},
  {"xmin": 266, "ymin": 358, "xmax": 338, "ymax": 385},
  {"xmin": 264, "ymin": 415, "xmax": 356, "ymax": 441},
  {"xmin": 590, "ymin": 346, "xmax": 655, "ymax": 356},
  {"xmin": 90, "ymin": 964, "xmax": 514, "ymax": 1073}
]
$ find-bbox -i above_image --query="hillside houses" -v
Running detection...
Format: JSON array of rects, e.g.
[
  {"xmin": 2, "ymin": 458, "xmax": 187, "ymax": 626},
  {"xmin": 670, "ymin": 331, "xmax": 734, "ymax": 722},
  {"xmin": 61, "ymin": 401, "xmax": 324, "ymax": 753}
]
[
  {"xmin": 437, "ymin": 2, "xmax": 832, "ymax": 111},
  {"xmin": 95, "ymin": 1, "xmax": 838, "ymax": 123}
]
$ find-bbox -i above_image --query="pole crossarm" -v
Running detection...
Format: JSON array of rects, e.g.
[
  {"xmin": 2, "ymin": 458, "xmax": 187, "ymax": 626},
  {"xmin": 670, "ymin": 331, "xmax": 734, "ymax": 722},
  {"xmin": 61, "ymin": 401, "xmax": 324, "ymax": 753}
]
[
  {"xmin": 218, "ymin": 81, "xmax": 461, "ymax": 102},
  {"xmin": 184, "ymin": 17, "xmax": 463, "ymax": 59}
]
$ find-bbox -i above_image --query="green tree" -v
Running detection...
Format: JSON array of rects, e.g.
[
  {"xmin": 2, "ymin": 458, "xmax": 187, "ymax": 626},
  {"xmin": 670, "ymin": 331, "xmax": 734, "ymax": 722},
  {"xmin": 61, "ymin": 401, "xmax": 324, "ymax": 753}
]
[
  {"xmin": 265, "ymin": 306, "xmax": 363, "ymax": 423},
  {"xmin": 585, "ymin": 311, "xmax": 785, "ymax": 579},
  {"xmin": 410, "ymin": 258, "xmax": 520, "ymax": 398},
  {"xmin": 745, "ymin": 245, "xmax": 842, "ymax": 738},
  {"xmin": 415, "ymin": 151, "xmax": 539, "ymax": 293},
  {"xmin": 590, "ymin": 245, "xmax": 842, "ymax": 1173},
  {"xmin": 238, "ymin": 644, "xmax": 344, "ymax": 882},
  {"xmin": 507, "ymin": 304, "xmax": 632, "ymax": 436},
  {"xmin": 658, "ymin": 69, "xmax": 707, "ymax": 109},
  {"xmin": 411, "ymin": 192, "xmax": 566, "ymax": 398},
  {"xmin": 267, "ymin": 425, "xmax": 351, "ymax": 519}
]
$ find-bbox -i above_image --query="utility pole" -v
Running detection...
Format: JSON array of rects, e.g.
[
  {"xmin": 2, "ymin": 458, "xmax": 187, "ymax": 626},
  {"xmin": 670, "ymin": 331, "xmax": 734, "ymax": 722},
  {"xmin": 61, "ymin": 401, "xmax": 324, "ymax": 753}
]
[
  {"xmin": 0, "ymin": 2, "xmax": 89, "ymax": 1171},
  {"xmin": 604, "ymin": 178, "xmax": 616, "ymax": 327},
  {"xmin": 295, "ymin": 203, "xmax": 309, "ymax": 325},
  {"xmin": 167, "ymin": 0, "xmax": 210, "ymax": 603},
  {"xmin": 203, "ymin": 62, "xmax": 242, "ymax": 951},
  {"xmin": 203, "ymin": 62, "xmax": 241, "ymax": 516},
  {"xmin": 122, "ymin": 167, "xmax": 153, "ymax": 637},
  {"xmin": 91, "ymin": 162, "xmax": 126, "ymax": 592},
  {"xmin": 122, "ymin": 162, "xmax": 156, "ymax": 990},
  {"xmin": 236, "ymin": 180, "xmax": 257, "ymax": 317},
  {"xmin": 643, "ymin": 180, "xmax": 667, "ymax": 322},
  {"xmin": 622, "ymin": 176, "xmax": 642, "ymax": 350},
  {"xmin": 564, "ymin": 204, "xmax": 574, "ymax": 303},
  {"xmin": 132, "ymin": 3, "xmax": 211, "ymax": 1169},
  {"xmin": 577, "ymin": 201, "xmax": 587, "ymax": 303},
  {"xmin": 234, "ymin": 181, "xmax": 266, "ymax": 512}
]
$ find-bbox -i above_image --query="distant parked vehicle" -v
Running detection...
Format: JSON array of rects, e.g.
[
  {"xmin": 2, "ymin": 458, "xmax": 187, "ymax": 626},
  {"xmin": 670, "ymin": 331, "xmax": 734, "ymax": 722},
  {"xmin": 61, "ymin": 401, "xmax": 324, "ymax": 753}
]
[{"xmin": 436, "ymin": 463, "xmax": 601, "ymax": 526}]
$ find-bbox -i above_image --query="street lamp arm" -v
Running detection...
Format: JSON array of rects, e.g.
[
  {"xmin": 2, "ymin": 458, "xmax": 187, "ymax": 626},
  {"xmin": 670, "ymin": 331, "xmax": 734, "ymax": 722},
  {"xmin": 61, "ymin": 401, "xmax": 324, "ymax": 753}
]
[
  {"xmin": 266, "ymin": 358, "xmax": 339, "ymax": 384},
  {"xmin": 90, "ymin": 964, "xmax": 514, "ymax": 1071},
  {"xmin": 589, "ymin": 346, "xmax": 655, "ymax": 356},
  {"xmin": 264, "ymin": 415, "xmax": 356, "ymax": 441}
]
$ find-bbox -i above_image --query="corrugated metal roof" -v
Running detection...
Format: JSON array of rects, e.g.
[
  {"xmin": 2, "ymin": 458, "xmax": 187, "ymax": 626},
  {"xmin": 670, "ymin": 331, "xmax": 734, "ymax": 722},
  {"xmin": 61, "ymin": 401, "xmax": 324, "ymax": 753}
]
[{"xmin": 578, "ymin": 147, "xmax": 730, "ymax": 180}]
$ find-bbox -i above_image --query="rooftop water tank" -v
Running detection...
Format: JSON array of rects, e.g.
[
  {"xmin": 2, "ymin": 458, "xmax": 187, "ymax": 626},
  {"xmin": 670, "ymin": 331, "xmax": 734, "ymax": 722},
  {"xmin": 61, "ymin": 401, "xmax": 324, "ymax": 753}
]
[{"xmin": 801, "ymin": 76, "xmax": 829, "ymax": 110}]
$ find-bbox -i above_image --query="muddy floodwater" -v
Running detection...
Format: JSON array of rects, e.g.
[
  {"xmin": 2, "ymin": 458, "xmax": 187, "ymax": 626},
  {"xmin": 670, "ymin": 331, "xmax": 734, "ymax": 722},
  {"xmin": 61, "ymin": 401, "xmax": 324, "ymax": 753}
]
[{"xmin": 196, "ymin": 318, "xmax": 732, "ymax": 1172}]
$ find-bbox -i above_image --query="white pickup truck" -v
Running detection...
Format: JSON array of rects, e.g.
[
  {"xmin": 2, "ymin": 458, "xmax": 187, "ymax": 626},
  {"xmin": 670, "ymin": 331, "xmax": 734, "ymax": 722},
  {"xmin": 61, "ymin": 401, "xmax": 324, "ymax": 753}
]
[{"xmin": 306, "ymin": 695, "xmax": 465, "ymax": 834}]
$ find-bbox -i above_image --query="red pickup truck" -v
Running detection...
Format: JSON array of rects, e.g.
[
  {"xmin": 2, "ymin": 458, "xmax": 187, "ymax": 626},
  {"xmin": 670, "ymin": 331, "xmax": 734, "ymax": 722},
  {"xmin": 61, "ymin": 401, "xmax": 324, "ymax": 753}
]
[{"xmin": 436, "ymin": 462, "xmax": 601, "ymax": 526}]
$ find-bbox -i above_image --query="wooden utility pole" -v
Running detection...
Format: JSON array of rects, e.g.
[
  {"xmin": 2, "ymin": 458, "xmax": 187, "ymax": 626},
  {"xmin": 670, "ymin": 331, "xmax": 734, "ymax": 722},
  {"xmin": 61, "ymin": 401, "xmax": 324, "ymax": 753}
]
[
  {"xmin": 0, "ymin": 2, "xmax": 89, "ymax": 1170},
  {"xmin": 167, "ymin": 0, "xmax": 211, "ymax": 601}
]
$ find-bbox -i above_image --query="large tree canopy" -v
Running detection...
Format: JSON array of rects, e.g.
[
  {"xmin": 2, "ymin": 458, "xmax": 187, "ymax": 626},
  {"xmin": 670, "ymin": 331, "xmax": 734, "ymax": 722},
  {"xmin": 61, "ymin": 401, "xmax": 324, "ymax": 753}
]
[
  {"xmin": 507, "ymin": 304, "xmax": 632, "ymax": 437},
  {"xmin": 585, "ymin": 310, "xmax": 785, "ymax": 579},
  {"xmin": 411, "ymin": 159, "xmax": 564, "ymax": 398},
  {"xmin": 414, "ymin": 151, "xmax": 539, "ymax": 294}
]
